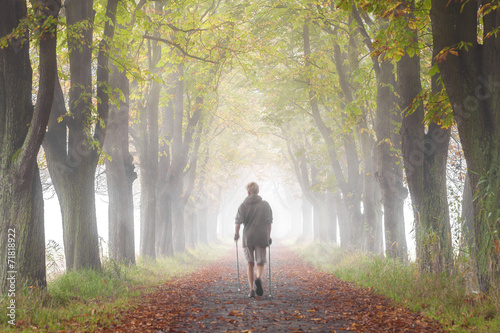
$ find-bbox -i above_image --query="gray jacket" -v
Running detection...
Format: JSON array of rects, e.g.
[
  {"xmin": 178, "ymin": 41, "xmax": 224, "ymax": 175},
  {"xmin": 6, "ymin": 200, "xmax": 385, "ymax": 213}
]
[{"xmin": 235, "ymin": 194, "xmax": 272, "ymax": 247}]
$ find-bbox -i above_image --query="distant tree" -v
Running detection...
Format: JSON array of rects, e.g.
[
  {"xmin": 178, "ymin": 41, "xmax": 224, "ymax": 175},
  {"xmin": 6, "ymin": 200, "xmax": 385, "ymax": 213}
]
[
  {"xmin": 105, "ymin": 61, "xmax": 137, "ymax": 265},
  {"xmin": 0, "ymin": 0, "xmax": 61, "ymax": 291},
  {"xmin": 104, "ymin": 1, "xmax": 145, "ymax": 265}
]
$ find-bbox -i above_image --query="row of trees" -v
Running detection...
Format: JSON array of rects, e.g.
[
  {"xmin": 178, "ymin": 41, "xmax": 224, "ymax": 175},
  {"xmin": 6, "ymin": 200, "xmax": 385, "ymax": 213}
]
[
  {"xmin": 1, "ymin": 0, "xmax": 500, "ymax": 294},
  {"xmin": 251, "ymin": 0, "xmax": 499, "ymax": 293}
]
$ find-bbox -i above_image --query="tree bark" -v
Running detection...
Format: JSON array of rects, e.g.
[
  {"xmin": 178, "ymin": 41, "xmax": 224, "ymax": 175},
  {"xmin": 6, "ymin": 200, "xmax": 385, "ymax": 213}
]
[
  {"xmin": 0, "ymin": 0, "xmax": 60, "ymax": 291},
  {"xmin": 395, "ymin": 0, "xmax": 451, "ymax": 273},
  {"xmin": 44, "ymin": 0, "xmax": 118, "ymax": 270},
  {"xmin": 430, "ymin": 0, "xmax": 500, "ymax": 291}
]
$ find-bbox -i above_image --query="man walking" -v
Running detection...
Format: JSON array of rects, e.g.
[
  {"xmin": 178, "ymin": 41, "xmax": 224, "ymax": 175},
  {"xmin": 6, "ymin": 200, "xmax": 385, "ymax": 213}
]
[{"xmin": 234, "ymin": 182, "xmax": 272, "ymax": 298}]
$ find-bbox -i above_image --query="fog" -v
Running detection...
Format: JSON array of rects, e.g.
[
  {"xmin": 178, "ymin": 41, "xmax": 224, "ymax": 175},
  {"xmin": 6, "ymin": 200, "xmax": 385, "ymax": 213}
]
[{"xmin": 43, "ymin": 163, "xmax": 422, "ymax": 271}]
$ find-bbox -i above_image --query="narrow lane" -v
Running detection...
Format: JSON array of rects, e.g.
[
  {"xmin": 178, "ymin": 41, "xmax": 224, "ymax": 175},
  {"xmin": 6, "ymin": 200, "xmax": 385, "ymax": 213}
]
[{"xmin": 99, "ymin": 244, "xmax": 444, "ymax": 332}]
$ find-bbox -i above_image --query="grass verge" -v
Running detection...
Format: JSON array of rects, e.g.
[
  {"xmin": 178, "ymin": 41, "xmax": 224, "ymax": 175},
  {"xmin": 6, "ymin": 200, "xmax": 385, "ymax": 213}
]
[
  {"xmin": 294, "ymin": 242, "xmax": 500, "ymax": 333},
  {"xmin": 0, "ymin": 243, "xmax": 229, "ymax": 332}
]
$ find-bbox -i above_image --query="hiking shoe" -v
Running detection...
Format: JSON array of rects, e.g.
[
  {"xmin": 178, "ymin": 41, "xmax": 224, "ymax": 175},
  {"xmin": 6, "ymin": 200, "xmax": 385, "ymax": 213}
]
[
  {"xmin": 255, "ymin": 278, "xmax": 263, "ymax": 296},
  {"xmin": 248, "ymin": 290, "xmax": 256, "ymax": 298}
]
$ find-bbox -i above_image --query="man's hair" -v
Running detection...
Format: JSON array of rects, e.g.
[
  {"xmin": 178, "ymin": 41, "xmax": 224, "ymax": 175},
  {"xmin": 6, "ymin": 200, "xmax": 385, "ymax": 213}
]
[{"xmin": 246, "ymin": 182, "xmax": 259, "ymax": 195}]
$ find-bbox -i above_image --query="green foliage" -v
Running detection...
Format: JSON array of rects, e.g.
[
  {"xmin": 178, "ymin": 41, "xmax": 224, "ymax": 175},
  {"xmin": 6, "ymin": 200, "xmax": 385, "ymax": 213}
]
[{"xmin": 296, "ymin": 242, "xmax": 500, "ymax": 332}]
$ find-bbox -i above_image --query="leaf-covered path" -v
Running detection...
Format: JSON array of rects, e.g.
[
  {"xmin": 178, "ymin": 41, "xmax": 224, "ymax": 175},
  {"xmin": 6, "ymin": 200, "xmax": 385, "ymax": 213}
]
[{"xmin": 98, "ymin": 245, "xmax": 444, "ymax": 332}]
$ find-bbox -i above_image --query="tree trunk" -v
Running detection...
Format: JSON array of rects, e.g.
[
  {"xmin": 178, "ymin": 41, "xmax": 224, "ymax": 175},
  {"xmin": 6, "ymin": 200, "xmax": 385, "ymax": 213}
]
[
  {"xmin": 430, "ymin": 0, "xmax": 500, "ymax": 292},
  {"xmin": 302, "ymin": 196, "xmax": 313, "ymax": 240},
  {"xmin": 171, "ymin": 176, "xmax": 186, "ymax": 252},
  {"xmin": 304, "ymin": 22, "xmax": 363, "ymax": 249},
  {"xmin": 156, "ymin": 188, "xmax": 173, "ymax": 256},
  {"xmin": 105, "ymin": 64, "xmax": 137, "ymax": 265},
  {"xmin": 139, "ymin": 154, "xmax": 157, "ymax": 258},
  {"xmin": 60, "ymin": 165, "xmax": 101, "ymax": 269},
  {"xmin": 326, "ymin": 190, "xmax": 338, "ymax": 243},
  {"xmin": 399, "ymin": 4, "xmax": 452, "ymax": 271},
  {"xmin": 2, "ymin": 164, "xmax": 47, "ymax": 290},
  {"xmin": 360, "ymin": 133, "xmax": 378, "ymax": 252},
  {"xmin": 44, "ymin": 0, "xmax": 117, "ymax": 270},
  {"xmin": 375, "ymin": 59, "xmax": 408, "ymax": 261},
  {"xmin": 0, "ymin": 0, "xmax": 60, "ymax": 291},
  {"xmin": 138, "ymin": 36, "xmax": 161, "ymax": 259},
  {"xmin": 155, "ymin": 69, "xmax": 176, "ymax": 257},
  {"xmin": 373, "ymin": 156, "xmax": 384, "ymax": 254}
]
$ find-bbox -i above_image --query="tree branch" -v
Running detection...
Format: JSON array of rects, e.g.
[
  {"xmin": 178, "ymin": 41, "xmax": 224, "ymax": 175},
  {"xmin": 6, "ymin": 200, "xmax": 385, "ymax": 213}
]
[
  {"xmin": 19, "ymin": 0, "xmax": 61, "ymax": 177},
  {"xmin": 143, "ymin": 35, "xmax": 220, "ymax": 64}
]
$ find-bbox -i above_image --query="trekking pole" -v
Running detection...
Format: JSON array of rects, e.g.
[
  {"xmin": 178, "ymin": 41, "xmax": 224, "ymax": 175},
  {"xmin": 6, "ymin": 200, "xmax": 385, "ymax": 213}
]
[
  {"xmin": 268, "ymin": 242, "xmax": 272, "ymax": 298},
  {"xmin": 235, "ymin": 239, "xmax": 240, "ymax": 293}
]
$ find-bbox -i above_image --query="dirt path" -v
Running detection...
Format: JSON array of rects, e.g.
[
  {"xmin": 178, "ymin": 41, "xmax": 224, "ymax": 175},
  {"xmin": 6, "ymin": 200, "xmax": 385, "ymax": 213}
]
[{"xmin": 98, "ymin": 245, "xmax": 444, "ymax": 332}]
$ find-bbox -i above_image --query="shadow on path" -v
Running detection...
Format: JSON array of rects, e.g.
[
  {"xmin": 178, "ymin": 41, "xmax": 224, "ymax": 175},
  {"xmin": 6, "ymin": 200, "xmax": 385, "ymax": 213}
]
[{"xmin": 98, "ymin": 244, "xmax": 444, "ymax": 332}]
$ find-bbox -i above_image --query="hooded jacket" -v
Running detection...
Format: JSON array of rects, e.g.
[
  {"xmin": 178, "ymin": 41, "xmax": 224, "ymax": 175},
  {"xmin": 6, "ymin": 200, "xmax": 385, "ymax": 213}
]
[{"xmin": 235, "ymin": 194, "xmax": 273, "ymax": 247}]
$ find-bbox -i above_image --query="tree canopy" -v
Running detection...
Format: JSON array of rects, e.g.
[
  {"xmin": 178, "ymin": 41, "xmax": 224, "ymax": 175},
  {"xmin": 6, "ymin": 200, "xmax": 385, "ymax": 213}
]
[{"xmin": 2, "ymin": 0, "xmax": 500, "ymax": 295}]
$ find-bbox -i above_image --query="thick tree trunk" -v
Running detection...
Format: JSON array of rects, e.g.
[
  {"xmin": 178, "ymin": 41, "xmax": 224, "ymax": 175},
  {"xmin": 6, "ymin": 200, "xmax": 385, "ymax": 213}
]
[
  {"xmin": 0, "ymin": 168, "xmax": 46, "ymax": 291},
  {"xmin": 421, "ymin": 123, "xmax": 452, "ymax": 272},
  {"xmin": 399, "ymin": 5, "xmax": 452, "ymax": 271},
  {"xmin": 60, "ymin": 166, "xmax": 101, "ymax": 269},
  {"xmin": 430, "ymin": 0, "xmax": 500, "ymax": 292},
  {"xmin": 0, "ymin": 0, "xmax": 60, "ymax": 291},
  {"xmin": 105, "ymin": 65, "xmax": 137, "ymax": 265},
  {"xmin": 45, "ymin": 81, "xmax": 102, "ymax": 270},
  {"xmin": 44, "ymin": 0, "xmax": 117, "ymax": 270}
]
